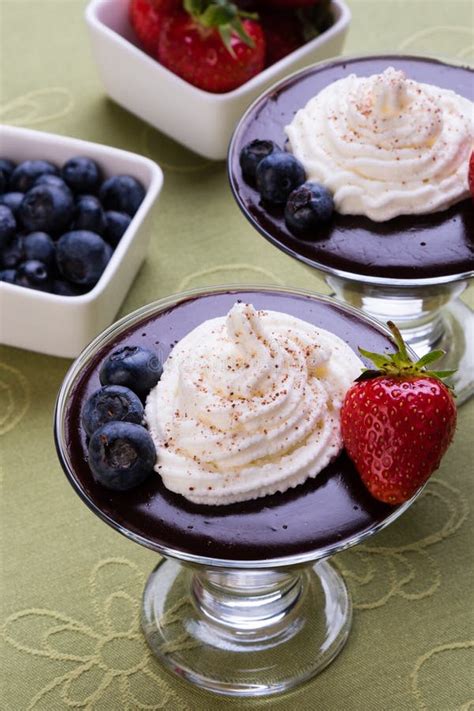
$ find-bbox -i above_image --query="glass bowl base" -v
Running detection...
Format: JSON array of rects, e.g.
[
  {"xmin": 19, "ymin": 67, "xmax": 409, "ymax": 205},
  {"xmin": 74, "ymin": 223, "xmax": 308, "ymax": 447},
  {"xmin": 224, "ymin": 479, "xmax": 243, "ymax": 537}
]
[{"xmin": 142, "ymin": 558, "xmax": 352, "ymax": 697}]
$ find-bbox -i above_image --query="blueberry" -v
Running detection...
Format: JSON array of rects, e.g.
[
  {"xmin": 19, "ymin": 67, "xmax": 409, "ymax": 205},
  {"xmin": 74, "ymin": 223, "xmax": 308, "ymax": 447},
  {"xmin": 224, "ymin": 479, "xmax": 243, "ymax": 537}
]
[
  {"xmin": 0, "ymin": 172, "xmax": 5, "ymax": 194},
  {"xmin": 62, "ymin": 156, "xmax": 102, "ymax": 194},
  {"xmin": 19, "ymin": 184, "xmax": 74, "ymax": 234},
  {"xmin": 239, "ymin": 139, "xmax": 281, "ymax": 184},
  {"xmin": 88, "ymin": 421, "xmax": 156, "ymax": 491},
  {"xmin": 99, "ymin": 175, "xmax": 145, "ymax": 216},
  {"xmin": 73, "ymin": 195, "xmax": 106, "ymax": 234},
  {"xmin": 56, "ymin": 230, "xmax": 112, "ymax": 288},
  {"xmin": 10, "ymin": 160, "xmax": 58, "ymax": 193},
  {"xmin": 34, "ymin": 174, "xmax": 73, "ymax": 198},
  {"xmin": 256, "ymin": 153, "xmax": 306, "ymax": 204},
  {"xmin": 0, "ymin": 158, "xmax": 16, "ymax": 183},
  {"xmin": 0, "ymin": 269, "xmax": 17, "ymax": 284},
  {"xmin": 0, "ymin": 205, "xmax": 16, "ymax": 250},
  {"xmin": 52, "ymin": 279, "xmax": 84, "ymax": 297},
  {"xmin": 0, "ymin": 192, "xmax": 25, "ymax": 217},
  {"xmin": 104, "ymin": 211, "xmax": 131, "ymax": 248},
  {"xmin": 82, "ymin": 385, "xmax": 144, "ymax": 437},
  {"xmin": 285, "ymin": 182, "xmax": 334, "ymax": 236},
  {"xmin": 16, "ymin": 259, "xmax": 51, "ymax": 291},
  {"xmin": 0, "ymin": 234, "xmax": 24, "ymax": 268},
  {"xmin": 100, "ymin": 345, "xmax": 162, "ymax": 400},
  {"xmin": 23, "ymin": 232, "xmax": 56, "ymax": 268}
]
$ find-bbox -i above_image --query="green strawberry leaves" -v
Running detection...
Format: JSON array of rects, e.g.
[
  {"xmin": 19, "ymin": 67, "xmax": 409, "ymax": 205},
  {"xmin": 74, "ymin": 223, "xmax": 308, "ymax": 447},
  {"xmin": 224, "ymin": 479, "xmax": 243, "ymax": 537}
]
[
  {"xmin": 358, "ymin": 348, "xmax": 394, "ymax": 371},
  {"xmin": 358, "ymin": 320, "xmax": 456, "ymax": 383},
  {"xmin": 196, "ymin": 4, "xmax": 236, "ymax": 27},
  {"xmin": 414, "ymin": 350, "xmax": 447, "ymax": 368},
  {"xmin": 218, "ymin": 25, "xmax": 234, "ymax": 52},
  {"xmin": 184, "ymin": 0, "xmax": 256, "ymax": 54}
]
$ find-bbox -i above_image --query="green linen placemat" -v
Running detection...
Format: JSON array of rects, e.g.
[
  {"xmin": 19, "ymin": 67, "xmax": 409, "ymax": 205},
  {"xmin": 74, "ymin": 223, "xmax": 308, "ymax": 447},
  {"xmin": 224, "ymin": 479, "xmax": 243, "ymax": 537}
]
[{"xmin": 1, "ymin": 1, "xmax": 473, "ymax": 709}]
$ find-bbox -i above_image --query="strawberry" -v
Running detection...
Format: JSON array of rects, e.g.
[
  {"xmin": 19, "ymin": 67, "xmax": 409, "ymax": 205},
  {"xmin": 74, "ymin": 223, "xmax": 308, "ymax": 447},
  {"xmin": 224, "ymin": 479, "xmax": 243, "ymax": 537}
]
[
  {"xmin": 129, "ymin": 0, "xmax": 178, "ymax": 56},
  {"xmin": 259, "ymin": 11, "xmax": 304, "ymax": 66},
  {"xmin": 469, "ymin": 151, "xmax": 474, "ymax": 202},
  {"xmin": 341, "ymin": 322, "xmax": 457, "ymax": 505},
  {"xmin": 157, "ymin": 1, "xmax": 266, "ymax": 93}
]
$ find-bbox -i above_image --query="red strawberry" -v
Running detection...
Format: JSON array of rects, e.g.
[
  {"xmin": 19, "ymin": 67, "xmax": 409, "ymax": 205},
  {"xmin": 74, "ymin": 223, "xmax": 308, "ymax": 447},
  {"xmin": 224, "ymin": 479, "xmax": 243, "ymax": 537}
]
[
  {"xmin": 469, "ymin": 151, "xmax": 474, "ymax": 201},
  {"xmin": 259, "ymin": 11, "xmax": 304, "ymax": 66},
  {"xmin": 129, "ymin": 0, "xmax": 178, "ymax": 56},
  {"xmin": 157, "ymin": 2, "xmax": 265, "ymax": 93},
  {"xmin": 341, "ymin": 322, "xmax": 457, "ymax": 505}
]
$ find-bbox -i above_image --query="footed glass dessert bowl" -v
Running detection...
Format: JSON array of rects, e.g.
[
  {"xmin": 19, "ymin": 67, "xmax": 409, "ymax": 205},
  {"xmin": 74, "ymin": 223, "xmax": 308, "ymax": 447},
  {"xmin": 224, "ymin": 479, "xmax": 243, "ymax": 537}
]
[
  {"xmin": 54, "ymin": 285, "xmax": 426, "ymax": 697},
  {"xmin": 228, "ymin": 55, "xmax": 474, "ymax": 404}
]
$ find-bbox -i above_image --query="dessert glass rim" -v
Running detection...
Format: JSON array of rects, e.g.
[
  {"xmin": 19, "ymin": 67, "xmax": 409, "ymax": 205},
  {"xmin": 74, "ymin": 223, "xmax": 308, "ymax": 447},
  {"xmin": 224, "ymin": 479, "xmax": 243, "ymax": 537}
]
[
  {"xmin": 54, "ymin": 283, "xmax": 423, "ymax": 570},
  {"xmin": 227, "ymin": 52, "xmax": 474, "ymax": 289}
]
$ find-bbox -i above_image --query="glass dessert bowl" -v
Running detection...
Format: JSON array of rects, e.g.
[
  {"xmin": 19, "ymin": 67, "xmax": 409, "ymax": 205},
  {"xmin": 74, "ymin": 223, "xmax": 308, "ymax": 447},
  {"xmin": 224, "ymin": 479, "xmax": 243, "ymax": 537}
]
[
  {"xmin": 228, "ymin": 55, "xmax": 474, "ymax": 404},
  {"xmin": 55, "ymin": 285, "xmax": 425, "ymax": 697}
]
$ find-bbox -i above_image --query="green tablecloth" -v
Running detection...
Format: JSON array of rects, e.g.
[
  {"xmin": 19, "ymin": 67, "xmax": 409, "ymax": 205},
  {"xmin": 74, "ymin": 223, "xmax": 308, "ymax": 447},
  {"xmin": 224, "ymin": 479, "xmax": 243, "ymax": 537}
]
[{"xmin": 1, "ymin": 1, "xmax": 473, "ymax": 708}]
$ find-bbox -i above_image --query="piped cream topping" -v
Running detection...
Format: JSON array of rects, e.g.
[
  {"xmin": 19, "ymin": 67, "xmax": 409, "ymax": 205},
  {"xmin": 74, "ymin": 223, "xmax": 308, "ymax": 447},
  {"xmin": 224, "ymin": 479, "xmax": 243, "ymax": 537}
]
[
  {"xmin": 145, "ymin": 303, "xmax": 362, "ymax": 505},
  {"xmin": 285, "ymin": 67, "xmax": 474, "ymax": 221}
]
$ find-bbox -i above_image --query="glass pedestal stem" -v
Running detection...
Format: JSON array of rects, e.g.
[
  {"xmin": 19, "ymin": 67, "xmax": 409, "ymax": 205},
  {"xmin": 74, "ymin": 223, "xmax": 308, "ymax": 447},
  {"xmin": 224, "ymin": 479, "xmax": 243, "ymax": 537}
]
[
  {"xmin": 193, "ymin": 568, "xmax": 302, "ymax": 632},
  {"xmin": 142, "ymin": 558, "xmax": 351, "ymax": 697}
]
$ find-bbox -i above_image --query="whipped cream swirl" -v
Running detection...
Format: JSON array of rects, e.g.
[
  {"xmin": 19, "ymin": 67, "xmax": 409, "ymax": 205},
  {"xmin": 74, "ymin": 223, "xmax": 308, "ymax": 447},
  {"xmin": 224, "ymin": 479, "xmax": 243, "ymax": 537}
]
[
  {"xmin": 285, "ymin": 67, "xmax": 474, "ymax": 221},
  {"xmin": 145, "ymin": 303, "xmax": 362, "ymax": 505}
]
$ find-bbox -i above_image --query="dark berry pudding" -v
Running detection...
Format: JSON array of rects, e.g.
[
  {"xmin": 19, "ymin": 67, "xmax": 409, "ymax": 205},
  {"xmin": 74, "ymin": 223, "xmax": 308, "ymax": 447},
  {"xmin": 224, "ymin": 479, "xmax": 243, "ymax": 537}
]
[
  {"xmin": 56, "ymin": 287, "xmax": 409, "ymax": 563},
  {"xmin": 229, "ymin": 55, "xmax": 474, "ymax": 282}
]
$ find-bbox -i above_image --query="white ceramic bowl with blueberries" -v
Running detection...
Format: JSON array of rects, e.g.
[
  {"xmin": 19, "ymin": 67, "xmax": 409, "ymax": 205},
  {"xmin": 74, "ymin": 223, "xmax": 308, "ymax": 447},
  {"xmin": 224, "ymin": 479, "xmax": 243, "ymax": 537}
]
[
  {"xmin": 85, "ymin": 0, "xmax": 351, "ymax": 160},
  {"xmin": 0, "ymin": 125, "xmax": 163, "ymax": 358}
]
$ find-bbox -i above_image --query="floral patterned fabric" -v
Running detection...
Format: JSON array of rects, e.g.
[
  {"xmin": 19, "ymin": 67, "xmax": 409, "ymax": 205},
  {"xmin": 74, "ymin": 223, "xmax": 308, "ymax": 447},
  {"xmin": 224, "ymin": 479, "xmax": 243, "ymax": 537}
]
[{"xmin": 1, "ymin": 1, "xmax": 473, "ymax": 709}]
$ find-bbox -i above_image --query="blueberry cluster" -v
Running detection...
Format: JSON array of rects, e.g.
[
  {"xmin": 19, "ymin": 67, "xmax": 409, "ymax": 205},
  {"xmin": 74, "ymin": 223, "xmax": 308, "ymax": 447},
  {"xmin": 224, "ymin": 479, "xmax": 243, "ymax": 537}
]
[
  {"xmin": 239, "ymin": 139, "xmax": 334, "ymax": 237},
  {"xmin": 0, "ymin": 156, "xmax": 145, "ymax": 295},
  {"xmin": 82, "ymin": 345, "xmax": 163, "ymax": 491}
]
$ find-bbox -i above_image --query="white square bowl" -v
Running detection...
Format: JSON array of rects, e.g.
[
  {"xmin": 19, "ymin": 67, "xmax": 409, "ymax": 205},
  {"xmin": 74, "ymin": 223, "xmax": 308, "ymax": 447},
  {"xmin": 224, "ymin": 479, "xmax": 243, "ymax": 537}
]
[
  {"xmin": 0, "ymin": 125, "xmax": 163, "ymax": 358},
  {"xmin": 85, "ymin": 0, "xmax": 351, "ymax": 160}
]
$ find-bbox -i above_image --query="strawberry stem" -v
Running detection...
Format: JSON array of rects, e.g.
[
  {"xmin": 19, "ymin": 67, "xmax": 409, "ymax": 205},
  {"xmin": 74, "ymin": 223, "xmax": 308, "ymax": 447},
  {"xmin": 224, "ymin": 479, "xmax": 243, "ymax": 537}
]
[
  {"xmin": 357, "ymin": 320, "xmax": 456, "ymax": 383},
  {"xmin": 387, "ymin": 321, "xmax": 410, "ymax": 362},
  {"xmin": 183, "ymin": 0, "xmax": 256, "ymax": 54}
]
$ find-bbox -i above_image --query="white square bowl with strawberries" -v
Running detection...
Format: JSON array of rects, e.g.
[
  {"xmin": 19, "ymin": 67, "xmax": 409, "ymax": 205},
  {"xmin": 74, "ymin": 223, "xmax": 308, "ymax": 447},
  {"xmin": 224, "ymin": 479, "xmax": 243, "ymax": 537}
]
[
  {"xmin": 85, "ymin": 0, "xmax": 351, "ymax": 160},
  {"xmin": 0, "ymin": 125, "xmax": 163, "ymax": 359}
]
